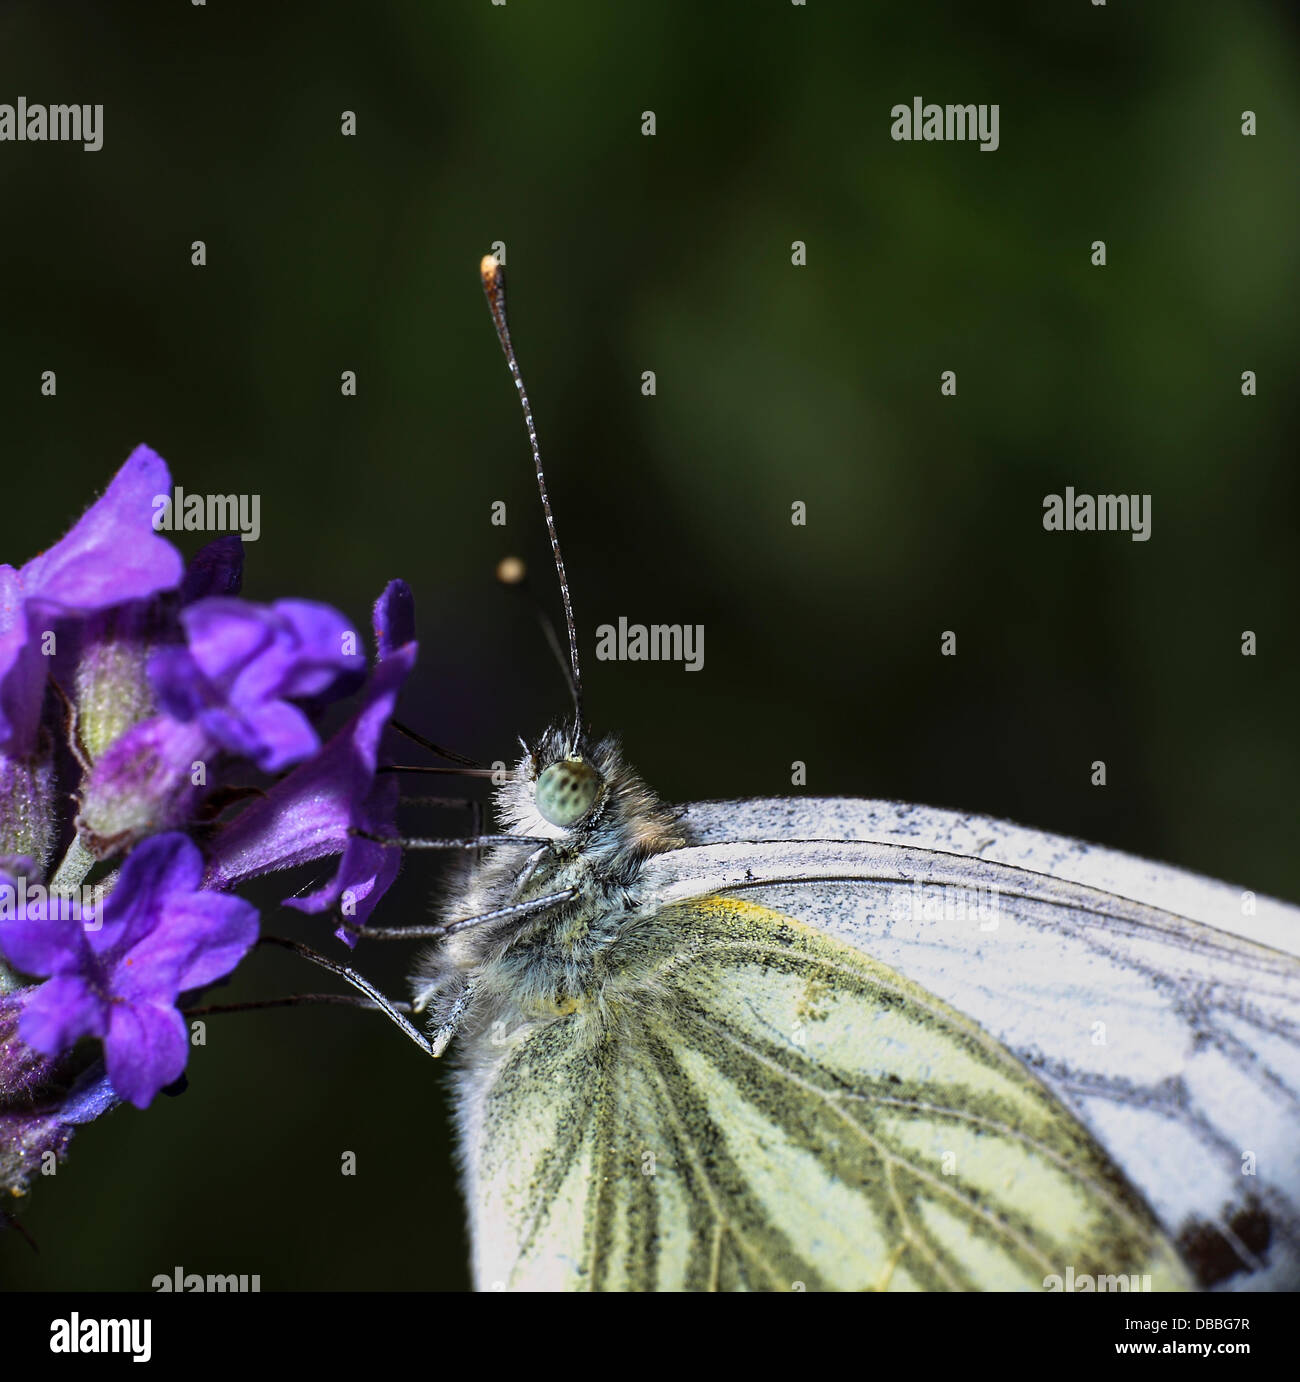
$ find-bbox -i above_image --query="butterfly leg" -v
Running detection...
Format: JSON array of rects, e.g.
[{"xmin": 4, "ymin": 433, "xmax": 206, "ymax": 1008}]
[
  {"xmin": 507, "ymin": 843, "xmax": 553, "ymax": 897},
  {"xmin": 411, "ymin": 971, "xmax": 475, "ymax": 1055},
  {"xmin": 428, "ymin": 979, "xmax": 476, "ymax": 1057},
  {"xmin": 259, "ymin": 936, "xmax": 437, "ymax": 1057},
  {"xmin": 350, "ymin": 829, "xmax": 550, "ymax": 851},
  {"xmin": 341, "ymin": 888, "xmax": 577, "ymax": 943}
]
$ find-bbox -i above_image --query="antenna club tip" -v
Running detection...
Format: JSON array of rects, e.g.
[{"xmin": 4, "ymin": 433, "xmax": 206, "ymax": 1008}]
[{"xmin": 480, "ymin": 253, "xmax": 502, "ymax": 284}]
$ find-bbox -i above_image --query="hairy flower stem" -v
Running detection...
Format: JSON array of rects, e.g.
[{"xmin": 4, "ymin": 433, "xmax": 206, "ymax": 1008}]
[{"xmin": 49, "ymin": 837, "xmax": 96, "ymax": 893}]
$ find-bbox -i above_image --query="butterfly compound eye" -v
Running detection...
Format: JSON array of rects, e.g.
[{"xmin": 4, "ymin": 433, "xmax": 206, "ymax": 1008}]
[{"xmin": 535, "ymin": 757, "xmax": 602, "ymax": 828}]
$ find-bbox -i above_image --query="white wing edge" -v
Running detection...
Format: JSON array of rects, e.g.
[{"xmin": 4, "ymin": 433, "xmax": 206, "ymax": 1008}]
[{"xmin": 671, "ymin": 797, "xmax": 1300, "ymax": 957}]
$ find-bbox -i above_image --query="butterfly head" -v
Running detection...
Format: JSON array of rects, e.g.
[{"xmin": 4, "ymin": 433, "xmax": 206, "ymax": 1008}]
[
  {"xmin": 494, "ymin": 725, "xmax": 681, "ymax": 868},
  {"xmin": 535, "ymin": 755, "xmax": 603, "ymax": 827},
  {"xmin": 497, "ymin": 727, "xmax": 604, "ymax": 841}
]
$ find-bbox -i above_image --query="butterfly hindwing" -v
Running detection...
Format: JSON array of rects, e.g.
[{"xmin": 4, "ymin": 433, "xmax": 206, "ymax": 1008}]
[{"xmin": 461, "ymin": 888, "xmax": 1192, "ymax": 1290}]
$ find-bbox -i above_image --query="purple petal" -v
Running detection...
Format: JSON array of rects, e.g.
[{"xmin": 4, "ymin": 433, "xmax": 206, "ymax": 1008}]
[
  {"xmin": 222, "ymin": 599, "xmax": 363, "ymax": 706},
  {"xmin": 104, "ymin": 1001, "xmax": 188, "ymax": 1109},
  {"xmin": 114, "ymin": 889, "xmax": 258, "ymax": 1000},
  {"xmin": 284, "ymin": 646, "xmax": 415, "ymax": 942},
  {"xmin": 59, "ymin": 1067, "xmax": 120, "ymax": 1124},
  {"xmin": 155, "ymin": 597, "xmax": 365, "ymax": 771},
  {"xmin": 287, "ymin": 775, "xmax": 400, "ymax": 924},
  {"xmin": 204, "ymin": 641, "xmax": 415, "ymax": 893},
  {"xmin": 374, "ymin": 579, "xmax": 415, "ymax": 660},
  {"xmin": 0, "ymin": 565, "xmax": 21, "ymax": 641},
  {"xmin": 336, "ymin": 844, "xmax": 400, "ymax": 937},
  {"xmin": 178, "ymin": 598, "xmax": 362, "ymax": 705},
  {"xmin": 99, "ymin": 833, "xmax": 206, "ymax": 955},
  {"xmin": 206, "ymin": 697, "xmax": 319, "ymax": 773},
  {"xmin": 0, "ymin": 449, "xmax": 185, "ymax": 755},
  {"xmin": 0, "ymin": 573, "xmax": 43, "ymax": 755},
  {"xmin": 0, "ymin": 882, "xmax": 90, "ymax": 977},
  {"xmin": 352, "ymin": 642, "xmax": 416, "ymax": 769},
  {"xmin": 200, "ymin": 744, "xmax": 358, "ymax": 889},
  {"xmin": 148, "ymin": 645, "xmax": 209, "ymax": 721},
  {"xmin": 181, "ymin": 536, "xmax": 245, "ymax": 604},
  {"xmin": 19, "ymin": 976, "xmax": 108, "ymax": 1056},
  {"xmin": 20, "ymin": 445, "xmax": 184, "ymax": 613},
  {"xmin": 179, "ymin": 598, "xmax": 271, "ymax": 684}
]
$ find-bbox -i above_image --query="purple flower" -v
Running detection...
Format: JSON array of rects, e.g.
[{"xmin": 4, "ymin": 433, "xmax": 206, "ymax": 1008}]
[
  {"xmin": 150, "ymin": 598, "xmax": 366, "ymax": 773},
  {"xmin": 79, "ymin": 582, "xmax": 368, "ymax": 856},
  {"xmin": 205, "ymin": 581, "xmax": 417, "ymax": 942},
  {"xmin": 2, "ymin": 445, "xmax": 421, "ymax": 1200},
  {"xmin": 0, "ymin": 447, "xmax": 183, "ymax": 758},
  {"xmin": 0, "ymin": 834, "xmax": 259, "ymax": 1108}
]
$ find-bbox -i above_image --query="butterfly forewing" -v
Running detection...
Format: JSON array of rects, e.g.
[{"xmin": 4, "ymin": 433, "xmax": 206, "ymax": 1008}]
[{"xmin": 637, "ymin": 799, "xmax": 1300, "ymax": 1289}]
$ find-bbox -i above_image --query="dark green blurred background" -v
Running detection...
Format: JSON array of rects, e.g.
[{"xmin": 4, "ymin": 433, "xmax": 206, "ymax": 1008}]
[{"xmin": 1, "ymin": 1, "xmax": 1296, "ymax": 1291}]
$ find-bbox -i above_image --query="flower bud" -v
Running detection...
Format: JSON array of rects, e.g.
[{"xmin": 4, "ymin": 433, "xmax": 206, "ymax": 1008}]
[
  {"xmin": 75, "ymin": 629, "xmax": 155, "ymax": 763},
  {"xmin": 76, "ymin": 717, "xmax": 209, "ymax": 859}
]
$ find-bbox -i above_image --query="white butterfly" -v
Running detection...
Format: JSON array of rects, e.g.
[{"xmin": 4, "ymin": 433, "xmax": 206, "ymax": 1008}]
[{"xmin": 383, "ymin": 258, "xmax": 1300, "ymax": 1292}]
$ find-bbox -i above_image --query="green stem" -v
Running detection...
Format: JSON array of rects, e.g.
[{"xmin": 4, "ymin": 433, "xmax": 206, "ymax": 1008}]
[{"xmin": 49, "ymin": 835, "xmax": 96, "ymax": 893}]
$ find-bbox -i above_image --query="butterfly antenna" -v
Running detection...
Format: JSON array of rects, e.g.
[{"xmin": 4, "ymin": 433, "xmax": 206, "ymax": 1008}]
[
  {"xmin": 480, "ymin": 254, "xmax": 585, "ymax": 735},
  {"xmin": 496, "ymin": 556, "xmax": 579, "ymax": 712}
]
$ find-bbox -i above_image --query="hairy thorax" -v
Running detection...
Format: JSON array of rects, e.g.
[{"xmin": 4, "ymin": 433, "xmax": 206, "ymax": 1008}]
[{"xmin": 408, "ymin": 728, "xmax": 683, "ymax": 1058}]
